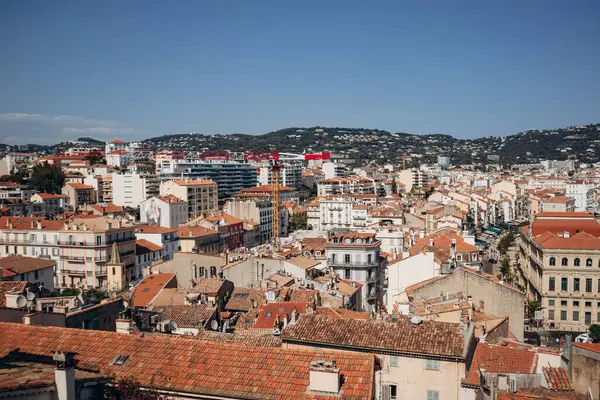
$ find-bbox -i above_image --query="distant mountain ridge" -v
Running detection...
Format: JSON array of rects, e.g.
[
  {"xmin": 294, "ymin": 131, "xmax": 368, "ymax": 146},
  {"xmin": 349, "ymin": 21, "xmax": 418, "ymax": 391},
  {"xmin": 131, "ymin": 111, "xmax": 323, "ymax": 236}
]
[
  {"xmin": 143, "ymin": 124, "xmax": 600, "ymax": 165},
  {"xmin": 11, "ymin": 123, "xmax": 600, "ymax": 166}
]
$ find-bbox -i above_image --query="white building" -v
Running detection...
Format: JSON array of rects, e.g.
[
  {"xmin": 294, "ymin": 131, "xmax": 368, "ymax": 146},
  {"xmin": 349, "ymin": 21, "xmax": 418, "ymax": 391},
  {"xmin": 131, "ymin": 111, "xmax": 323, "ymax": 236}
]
[
  {"xmin": 257, "ymin": 163, "xmax": 302, "ymax": 188},
  {"xmin": 321, "ymin": 162, "xmax": 346, "ymax": 180},
  {"xmin": 111, "ymin": 173, "xmax": 160, "ymax": 208},
  {"xmin": 325, "ymin": 232, "xmax": 381, "ymax": 313},
  {"xmin": 136, "ymin": 226, "xmax": 179, "ymax": 262},
  {"xmin": 159, "ymin": 179, "xmax": 218, "ymax": 220},
  {"xmin": 139, "ymin": 195, "xmax": 188, "ymax": 228},
  {"xmin": 319, "ymin": 199, "xmax": 352, "ymax": 231},
  {"xmin": 397, "ymin": 168, "xmax": 429, "ymax": 193},
  {"xmin": 566, "ymin": 180, "xmax": 595, "ymax": 212}
]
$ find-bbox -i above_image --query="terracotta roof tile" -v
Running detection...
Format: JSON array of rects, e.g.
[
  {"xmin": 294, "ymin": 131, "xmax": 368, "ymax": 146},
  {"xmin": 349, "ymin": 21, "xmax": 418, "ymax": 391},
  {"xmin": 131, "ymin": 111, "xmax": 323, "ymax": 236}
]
[
  {"xmin": 130, "ymin": 273, "xmax": 176, "ymax": 308},
  {"xmin": 178, "ymin": 225, "xmax": 218, "ymax": 239},
  {"xmin": 224, "ymin": 288, "xmax": 266, "ymax": 312},
  {"xmin": 0, "ymin": 256, "xmax": 54, "ymax": 277},
  {"xmin": 152, "ymin": 304, "xmax": 215, "ymax": 328},
  {"xmin": 543, "ymin": 367, "xmax": 573, "ymax": 391},
  {"xmin": 283, "ymin": 314, "xmax": 467, "ymax": 358},
  {"xmin": 0, "ymin": 282, "xmax": 28, "ymax": 307},
  {"xmin": 497, "ymin": 388, "xmax": 587, "ymax": 399},
  {"xmin": 0, "ymin": 322, "xmax": 374, "ymax": 399},
  {"xmin": 463, "ymin": 342, "xmax": 537, "ymax": 387},
  {"xmin": 135, "ymin": 239, "xmax": 163, "ymax": 254}
]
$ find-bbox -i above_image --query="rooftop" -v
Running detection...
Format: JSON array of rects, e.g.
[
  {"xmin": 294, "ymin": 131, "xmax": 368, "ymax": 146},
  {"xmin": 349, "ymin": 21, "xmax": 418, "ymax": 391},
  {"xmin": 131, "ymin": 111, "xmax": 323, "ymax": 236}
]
[
  {"xmin": 135, "ymin": 239, "xmax": 163, "ymax": 254},
  {"xmin": 0, "ymin": 256, "xmax": 54, "ymax": 278},
  {"xmin": 283, "ymin": 314, "xmax": 468, "ymax": 359},
  {"xmin": 153, "ymin": 304, "xmax": 215, "ymax": 328},
  {"xmin": 178, "ymin": 225, "xmax": 219, "ymax": 239},
  {"xmin": 0, "ymin": 322, "xmax": 374, "ymax": 399},
  {"xmin": 130, "ymin": 273, "xmax": 176, "ymax": 308}
]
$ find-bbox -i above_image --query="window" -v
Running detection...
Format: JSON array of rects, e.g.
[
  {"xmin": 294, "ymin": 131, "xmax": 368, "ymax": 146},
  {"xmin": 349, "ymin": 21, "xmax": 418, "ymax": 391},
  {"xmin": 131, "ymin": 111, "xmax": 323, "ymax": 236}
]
[
  {"xmin": 573, "ymin": 301, "xmax": 579, "ymax": 307},
  {"xmin": 585, "ymin": 302, "xmax": 592, "ymax": 308},
  {"xmin": 390, "ymin": 385, "xmax": 397, "ymax": 400},
  {"xmin": 344, "ymin": 254, "xmax": 351, "ymax": 263},
  {"xmin": 199, "ymin": 267, "xmax": 205, "ymax": 278},
  {"xmin": 344, "ymin": 269, "xmax": 351, "ymax": 280},
  {"xmin": 561, "ymin": 300, "xmax": 567, "ymax": 306},
  {"xmin": 548, "ymin": 299, "xmax": 555, "ymax": 306},
  {"xmin": 586, "ymin": 258, "xmax": 593, "ymax": 267},
  {"xmin": 549, "ymin": 277, "xmax": 555, "ymax": 291},
  {"xmin": 574, "ymin": 278, "xmax": 580, "ymax": 292},
  {"xmin": 586, "ymin": 278, "xmax": 593, "ymax": 293},
  {"xmin": 562, "ymin": 258, "xmax": 568, "ymax": 266},
  {"xmin": 573, "ymin": 311, "xmax": 579, "ymax": 321},
  {"xmin": 210, "ymin": 266, "xmax": 217, "ymax": 278},
  {"xmin": 549, "ymin": 257, "xmax": 556, "ymax": 266},
  {"xmin": 389, "ymin": 355, "xmax": 399, "ymax": 367},
  {"xmin": 548, "ymin": 310, "xmax": 554, "ymax": 320},
  {"xmin": 561, "ymin": 278, "xmax": 568, "ymax": 291},
  {"xmin": 383, "ymin": 385, "xmax": 398, "ymax": 400},
  {"xmin": 367, "ymin": 254, "xmax": 372, "ymax": 264},
  {"xmin": 426, "ymin": 359, "xmax": 440, "ymax": 370},
  {"xmin": 427, "ymin": 390, "xmax": 440, "ymax": 400},
  {"xmin": 34, "ymin": 271, "xmax": 39, "ymax": 280},
  {"xmin": 574, "ymin": 258, "xmax": 581, "ymax": 267},
  {"xmin": 560, "ymin": 310, "xmax": 567, "ymax": 321}
]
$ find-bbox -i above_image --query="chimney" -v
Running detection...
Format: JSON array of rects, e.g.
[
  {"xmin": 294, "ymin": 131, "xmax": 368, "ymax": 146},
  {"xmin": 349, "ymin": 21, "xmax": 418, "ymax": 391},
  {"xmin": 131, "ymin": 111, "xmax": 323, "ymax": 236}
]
[
  {"xmin": 291, "ymin": 309, "xmax": 298, "ymax": 324},
  {"xmin": 4, "ymin": 291, "xmax": 24, "ymax": 309},
  {"xmin": 115, "ymin": 318, "xmax": 134, "ymax": 334},
  {"xmin": 309, "ymin": 360, "xmax": 340, "ymax": 394},
  {"xmin": 283, "ymin": 313, "xmax": 289, "ymax": 328},
  {"xmin": 429, "ymin": 238, "xmax": 434, "ymax": 247},
  {"xmin": 53, "ymin": 351, "xmax": 75, "ymax": 400}
]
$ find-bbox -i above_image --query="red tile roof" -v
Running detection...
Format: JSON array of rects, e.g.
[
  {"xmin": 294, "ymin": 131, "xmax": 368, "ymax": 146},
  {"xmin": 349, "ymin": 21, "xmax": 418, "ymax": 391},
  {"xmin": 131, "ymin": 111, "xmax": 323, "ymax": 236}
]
[
  {"xmin": 531, "ymin": 231, "xmax": 600, "ymax": 250},
  {"xmin": 0, "ymin": 217, "xmax": 64, "ymax": 231},
  {"xmin": 35, "ymin": 193, "xmax": 69, "ymax": 199},
  {"xmin": 497, "ymin": 388, "xmax": 586, "ymax": 399},
  {"xmin": 530, "ymin": 218, "xmax": 600, "ymax": 237},
  {"xmin": 173, "ymin": 179, "xmax": 217, "ymax": 186},
  {"xmin": 542, "ymin": 367, "xmax": 572, "ymax": 391},
  {"xmin": 130, "ymin": 273, "xmax": 176, "ymax": 308},
  {"xmin": 65, "ymin": 183, "xmax": 94, "ymax": 190},
  {"xmin": 0, "ymin": 256, "xmax": 54, "ymax": 277},
  {"xmin": 178, "ymin": 225, "xmax": 218, "ymax": 239},
  {"xmin": 135, "ymin": 239, "xmax": 163, "ymax": 254},
  {"xmin": 572, "ymin": 342, "xmax": 600, "ymax": 353},
  {"xmin": 89, "ymin": 203, "xmax": 124, "ymax": 214},
  {"xmin": 253, "ymin": 302, "xmax": 312, "ymax": 328},
  {"xmin": 463, "ymin": 342, "xmax": 537, "ymax": 387},
  {"xmin": 157, "ymin": 194, "xmax": 186, "ymax": 204},
  {"xmin": 0, "ymin": 322, "xmax": 375, "ymax": 399},
  {"xmin": 283, "ymin": 314, "xmax": 467, "ymax": 359}
]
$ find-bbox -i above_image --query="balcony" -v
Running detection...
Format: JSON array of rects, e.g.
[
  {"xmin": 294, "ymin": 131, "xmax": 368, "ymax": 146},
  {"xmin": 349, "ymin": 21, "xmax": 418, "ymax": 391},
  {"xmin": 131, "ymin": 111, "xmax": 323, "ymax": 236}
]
[
  {"xmin": 60, "ymin": 255, "xmax": 87, "ymax": 263},
  {"xmin": 62, "ymin": 269, "xmax": 85, "ymax": 276},
  {"xmin": 95, "ymin": 267, "xmax": 107, "ymax": 276},
  {"xmin": 329, "ymin": 260, "xmax": 379, "ymax": 268}
]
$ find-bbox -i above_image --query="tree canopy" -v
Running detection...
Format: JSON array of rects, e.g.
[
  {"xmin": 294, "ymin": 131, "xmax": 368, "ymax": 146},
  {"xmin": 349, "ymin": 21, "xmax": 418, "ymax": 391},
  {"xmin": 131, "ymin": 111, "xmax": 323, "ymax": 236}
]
[{"xmin": 30, "ymin": 162, "xmax": 65, "ymax": 194}]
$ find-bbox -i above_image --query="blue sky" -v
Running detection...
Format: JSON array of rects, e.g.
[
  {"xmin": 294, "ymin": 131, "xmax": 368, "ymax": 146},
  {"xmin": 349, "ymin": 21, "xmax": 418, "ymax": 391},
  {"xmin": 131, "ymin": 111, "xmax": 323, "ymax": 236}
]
[{"xmin": 1, "ymin": 1, "xmax": 599, "ymax": 144}]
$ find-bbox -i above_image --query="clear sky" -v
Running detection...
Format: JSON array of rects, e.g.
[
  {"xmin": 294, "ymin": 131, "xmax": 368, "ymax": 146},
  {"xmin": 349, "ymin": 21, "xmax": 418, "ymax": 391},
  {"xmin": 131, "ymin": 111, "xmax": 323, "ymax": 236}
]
[{"xmin": 1, "ymin": 1, "xmax": 599, "ymax": 144}]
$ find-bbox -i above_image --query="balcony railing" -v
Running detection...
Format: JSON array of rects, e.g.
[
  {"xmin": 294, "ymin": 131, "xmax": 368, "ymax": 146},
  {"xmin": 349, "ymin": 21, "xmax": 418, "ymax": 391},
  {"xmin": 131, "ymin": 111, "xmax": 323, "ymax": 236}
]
[
  {"xmin": 62, "ymin": 269, "xmax": 85, "ymax": 276},
  {"xmin": 57, "ymin": 237, "xmax": 135, "ymax": 247},
  {"xmin": 329, "ymin": 261, "xmax": 379, "ymax": 268}
]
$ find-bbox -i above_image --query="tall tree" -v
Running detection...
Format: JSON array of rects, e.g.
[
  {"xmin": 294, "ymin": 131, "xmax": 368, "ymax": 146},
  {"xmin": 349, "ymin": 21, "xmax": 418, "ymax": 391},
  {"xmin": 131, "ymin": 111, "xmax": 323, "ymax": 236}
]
[
  {"xmin": 290, "ymin": 211, "xmax": 308, "ymax": 231},
  {"xmin": 85, "ymin": 149, "xmax": 104, "ymax": 165},
  {"xmin": 30, "ymin": 162, "xmax": 65, "ymax": 194}
]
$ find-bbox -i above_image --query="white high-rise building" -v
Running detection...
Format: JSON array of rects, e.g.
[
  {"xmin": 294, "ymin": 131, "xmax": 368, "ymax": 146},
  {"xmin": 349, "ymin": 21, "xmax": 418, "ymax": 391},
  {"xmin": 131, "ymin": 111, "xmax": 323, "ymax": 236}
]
[
  {"xmin": 566, "ymin": 180, "xmax": 595, "ymax": 212},
  {"xmin": 111, "ymin": 173, "xmax": 160, "ymax": 208},
  {"xmin": 257, "ymin": 163, "xmax": 302, "ymax": 188},
  {"xmin": 322, "ymin": 162, "xmax": 346, "ymax": 180}
]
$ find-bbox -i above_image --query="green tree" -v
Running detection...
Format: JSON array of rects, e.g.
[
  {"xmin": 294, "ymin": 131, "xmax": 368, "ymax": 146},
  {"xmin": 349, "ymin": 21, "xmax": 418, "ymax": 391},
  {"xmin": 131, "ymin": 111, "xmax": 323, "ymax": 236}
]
[
  {"xmin": 290, "ymin": 212, "xmax": 307, "ymax": 231},
  {"xmin": 590, "ymin": 324, "xmax": 600, "ymax": 343},
  {"xmin": 497, "ymin": 229, "xmax": 516, "ymax": 255},
  {"xmin": 30, "ymin": 162, "xmax": 65, "ymax": 194},
  {"xmin": 500, "ymin": 257, "xmax": 512, "ymax": 281},
  {"xmin": 526, "ymin": 300, "xmax": 542, "ymax": 320},
  {"xmin": 85, "ymin": 149, "xmax": 104, "ymax": 165}
]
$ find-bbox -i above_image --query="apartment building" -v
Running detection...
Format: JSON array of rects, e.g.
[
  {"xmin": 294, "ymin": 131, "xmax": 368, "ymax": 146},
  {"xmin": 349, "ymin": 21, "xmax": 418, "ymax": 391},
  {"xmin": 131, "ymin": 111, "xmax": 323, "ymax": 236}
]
[
  {"xmin": 0, "ymin": 216, "xmax": 136, "ymax": 290},
  {"xmin": 321, "ymin": 162, "xmax": 346, "ymax": 179},
  {"xmin": 517, "ymin": 212, "xmax": 600, "ymax": 331},
  {"xmin": 135, "ymin": 225, "xmax": 179, "ymax": 261},
  {"xmin": 226, "ymin": 195, "xmax": 274, "ymax": 244},
  {"xmin": 325, "ymin": 232, "xmax": 381, "ymax": 312},
  {"xmin": 84, "ymin": 175, "xmax": 114, "ymax": 203},
  {"xmin": 257, "ymin": 162, "xmax": 302, "ymax": 188},
  {"xmin": 541, "ymin": 195, "xmax": 576, "ymax": 212},
  {"xmin": 177, "ymin": 225, "xmax": 221, "ymax": 254},
  {"xmin": 566, "ymin": 180, "xmax": 595, "ymax": 212},
  {"xmin": 397, "ymin": 168, "xmax": 429, "ymax": 192},
  {"xmin": 62, "ymin": 183, "xmax": 96, "ymax": 209},
  {"xmin": 159, "ymin": 179, "xmax": 218, "ymax": 220},
  {"xmin": 317, "ymin": 177, "xmax": 379, "ymax": 196},
  {"xmin": 29, "ymin": 193, "xmax": 69, "ymax": 217},
  {"xmin": 319, "ymin": 198, "xmax": 353, "ymax": 230},
  {"xmin": 155, "ymin": 155, "xmax": 258, "ymax": 196},
  {"xmin": 139, "ymin": 195, "xmax": 188, "ymax": 228},
  {"xmin": 111, "ymin": 173, "xmax": 160, "ymax": 208},
  {"xmin": 238, "ymin": 184, "xmax": 298, "ymax": 202}
]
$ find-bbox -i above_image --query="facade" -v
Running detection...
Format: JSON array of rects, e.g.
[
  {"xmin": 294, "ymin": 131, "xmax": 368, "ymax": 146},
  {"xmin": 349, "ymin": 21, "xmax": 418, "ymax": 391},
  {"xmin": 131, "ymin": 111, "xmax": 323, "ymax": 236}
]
[
  {"xmin": 0, "ymin": 255, "xmax": 55, "ymax": 291},
  {"xmin": 199, "ymin": 212, "xmax": 245, "ymax": 251},
  {"xmin": 542, "ymin": 195, "xmax": 576, "ymax": 212},
  {"xmin": 257, "ymin": 162, "xmax": 302, "ymax": 188},
  {"xmin": 111, "ymin": 173, "xmax": 160, "ymax": 208},
  {"xmin": 283, "ymin": 314, "xmax": 474, "ymax": 400},
  {"xmin": 517, "ymin": 212, "xmax": 600, "ymax": 331},
  {"xmin": 135, "ymin": 225, "xmax": 179, "ymax": 261},
  {"xmin": 159, "ymin": 179, "xmax": 218, "ymax": 220},
  {"xmin": 178, "ymin": 225, "xmax": 221, "ymax": 255},
  {"xmin": 134, "ymin": 239, "xmax": 164, "ymax": 282},
  {"xmin": 566, "ymin": 180, "xmax": 595, "ymax": 212},
  {"xmin": 226, "ymin": 196, "xmax": 272, "ymax": 244},
  {"xmin": 321, "ymin": 162, "xmax": 346, "ymax": 179},
  {"xmin": 319, "ymin": 198, "xmax": 353, "ymax": 230},
  {"xmin": 325, "ymin": 232, "xmax": 381, "ymax": 313},
  {"xmin": 155, "ymin": 156, "xmax": 258, "ymax": 196},
  {"xmin": 29, "ymin": 193, "xmax": 69, "ymax": 217},
  {"xmin": 61, "ymin": 183, "xmax": 96, "ymax": 209},
  {"xmin": 83, "ymin": 174, "xmax": 114, "ymax": 203},
  {"xmin": 238, "ymin": 185, "xmax": 299, "ymax": 202},
  {"xmin": 139, "ymin": 195, "xmax": 188, "ymax": 228},
  {"xmin": 397, "ymin": 168, "xmax": 429, "ymax": 192}
]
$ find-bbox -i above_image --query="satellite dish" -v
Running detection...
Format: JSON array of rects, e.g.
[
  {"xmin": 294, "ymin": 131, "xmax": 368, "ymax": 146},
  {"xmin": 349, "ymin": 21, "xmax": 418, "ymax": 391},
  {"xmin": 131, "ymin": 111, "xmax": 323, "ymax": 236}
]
[
  {"xmin": 410, "ymin": 315, "xmax": 422, "ymax": 325},
  {"xmin": 210, "ymin": 320, "xmax": 219, "ymax": 331},
  {"xmin": 16, "ymin": 295, "xmax": 27, "ymax": 308},
  {"xmin": 26, "ymin": 292, "xmax": 36, "ymax": 301}
]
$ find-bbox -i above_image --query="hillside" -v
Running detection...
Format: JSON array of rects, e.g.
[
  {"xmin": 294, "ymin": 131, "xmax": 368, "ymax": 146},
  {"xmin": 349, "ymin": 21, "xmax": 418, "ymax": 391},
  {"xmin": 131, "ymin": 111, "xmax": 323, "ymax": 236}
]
[{"xmin": 144, "ymin": 124, "xmax": 600, "ymax": 166}]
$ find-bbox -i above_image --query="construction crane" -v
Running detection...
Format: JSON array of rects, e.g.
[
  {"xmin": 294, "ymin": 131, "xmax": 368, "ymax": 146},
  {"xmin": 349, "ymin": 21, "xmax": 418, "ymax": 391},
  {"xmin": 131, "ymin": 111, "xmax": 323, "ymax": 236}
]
[{"xmin": 266, "ymin": 151, "xmax": 331, "ymax": 250}]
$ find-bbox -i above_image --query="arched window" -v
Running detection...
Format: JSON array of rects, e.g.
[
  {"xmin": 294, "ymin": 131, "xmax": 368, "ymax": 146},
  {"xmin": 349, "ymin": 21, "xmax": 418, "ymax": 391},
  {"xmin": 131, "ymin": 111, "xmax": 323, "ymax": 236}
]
[
  {"xmin": 549, "ymin": 257, "xmax": 556, "ymax": 266},
  {"xmin": 574, "ymin": 258, "xmax": 581, "ymax": 267},
  {"xmin": 586, "ymin": 258, "xmax": 593, "ymax": 267},
  {"xmin": 561, "ymin": 258, "xmax": 568, "ymax": 266}
]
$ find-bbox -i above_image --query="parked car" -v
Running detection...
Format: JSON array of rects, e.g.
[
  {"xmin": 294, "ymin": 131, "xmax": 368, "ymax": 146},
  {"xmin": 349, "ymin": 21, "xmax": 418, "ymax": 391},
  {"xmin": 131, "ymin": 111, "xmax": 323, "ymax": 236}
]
[{"xmin": 575, "ymin": 333, "xmax": 590, "ymax": 343}]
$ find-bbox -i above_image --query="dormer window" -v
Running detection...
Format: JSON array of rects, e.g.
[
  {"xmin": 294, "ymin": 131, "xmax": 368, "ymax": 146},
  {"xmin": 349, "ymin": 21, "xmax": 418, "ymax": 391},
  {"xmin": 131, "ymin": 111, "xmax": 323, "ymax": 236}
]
[
  {"xmin": 344, "ymin": 238, "xmax": 352, "ymax": 244},
  {"xmin": 355, "ymin": 238, "xmax": 362, "ymax": 244}
]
